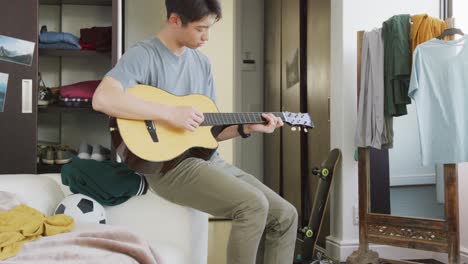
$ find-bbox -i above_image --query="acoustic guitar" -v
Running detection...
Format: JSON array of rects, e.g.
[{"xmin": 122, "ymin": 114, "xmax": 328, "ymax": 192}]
[{"xmin": 110, "ymin": 84, "xmax": 314, "ymax": 173}]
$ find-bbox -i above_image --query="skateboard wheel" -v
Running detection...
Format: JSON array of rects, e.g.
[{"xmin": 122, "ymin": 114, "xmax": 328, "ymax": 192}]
[
  {"xmin": 305, "ymin": 229, "xmax": 314, "ymax": 238},
  {"xmin": 321, "ymin": 168, "xmax": 329, "ymax": 177}
]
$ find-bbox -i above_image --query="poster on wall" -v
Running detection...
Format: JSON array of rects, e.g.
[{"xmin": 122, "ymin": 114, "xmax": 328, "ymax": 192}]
[
  {"xmin": 0, "ymin": 72, "xmax": 8, "ymax": 112},
  {"xmin": 0, "ymin": 35, "xmax": 35, "ymax": 66},
  {"xmin": 286, "ymin": 48, "xmax": 299, "ymax": 89}
]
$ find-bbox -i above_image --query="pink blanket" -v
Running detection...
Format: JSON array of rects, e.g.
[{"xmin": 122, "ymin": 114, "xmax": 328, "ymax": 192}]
[{"xmin": 2, "ymin": 222, "xmax": 162, "ymax": 264}]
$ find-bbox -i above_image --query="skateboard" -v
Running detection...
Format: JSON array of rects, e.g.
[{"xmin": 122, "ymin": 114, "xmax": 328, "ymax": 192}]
[{"xmin": 294, "ymin": 148, "xmax": 341, "ymax": 263}]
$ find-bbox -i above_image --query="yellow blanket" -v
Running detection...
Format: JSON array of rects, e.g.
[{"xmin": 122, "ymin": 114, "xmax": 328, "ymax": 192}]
[
  {"xmin": 411, "ymin": 14, "xmax": 448, "ymax": 52},
  {"xmin": 0, "ymin": 204, "xmax": 74, "ymax": 260}
]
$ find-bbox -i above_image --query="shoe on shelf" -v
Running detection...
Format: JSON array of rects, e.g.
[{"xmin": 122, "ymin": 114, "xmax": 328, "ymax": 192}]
[
  {"xmin": 91, "ymin": 144, "xmax": 111, "ymax": 161},
  {"xmin": 37, "ymin": 145, "xmax": 47, "ymax": 164},
  {"xmin": 55, "ymin": 145, "xmax": 77, "ymax": 165},
  {"xmin": 38, "ymin": 87, "xmax": 53, "ymax": 106},
  {"xmin": 37, "ymin": 73, "xmax": 53, "ymax": 106},
  {"xmin": 41, "ymin": 146, "xmax": 55, "ymax": 165},
  {"xmin": 78, "ymin": 142, "xmax": 92, "ymax": 159}
]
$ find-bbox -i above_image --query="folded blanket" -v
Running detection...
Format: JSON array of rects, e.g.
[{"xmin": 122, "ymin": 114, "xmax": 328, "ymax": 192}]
[
  {"xmin": 2, "ymin": 222, "xmax": 161, "ymax": 264},
  {"xmin": 0, "ymin": 204, "xmax": 74, "ymax": 260},
  {"xmin": 39, "ymin": 32, "xmax": 81, "ymax": 48},
  {"xmin": 39, "ymin": 43, "xmax": 81, "ymax": 50}
]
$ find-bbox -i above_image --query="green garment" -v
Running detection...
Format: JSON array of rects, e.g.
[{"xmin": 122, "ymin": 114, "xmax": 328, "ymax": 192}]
[
  {"xmin": 383, "ymin": 14, "xmax": 412, "ymax": 117},
  {"xmin": 61, "ymin": 157, "xmax": 148, "ymax": 206}
]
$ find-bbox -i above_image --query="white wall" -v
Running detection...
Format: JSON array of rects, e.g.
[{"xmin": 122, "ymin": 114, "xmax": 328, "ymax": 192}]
[
  {"xmin": 453, "ymin": 4, "xmax": 468, "ymax": 260},
  {"xmin": 328, "ymin": 0, "xmax": 442, "ymax": 261},
  {"xmin": 124, "ymin": 0, "xmax": 165, "ymax": 49},
  {"xmin": 235, "ymin": 0, "xmax": 264, "ymax": 179}
]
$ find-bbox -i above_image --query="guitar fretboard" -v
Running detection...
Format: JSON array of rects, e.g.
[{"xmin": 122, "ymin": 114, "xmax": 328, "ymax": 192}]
[{"xmin": 201, "ymin": 112, "xmax": 284, "ymax": 126}]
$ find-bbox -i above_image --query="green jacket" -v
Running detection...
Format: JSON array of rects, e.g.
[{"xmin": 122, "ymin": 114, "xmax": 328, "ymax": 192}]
[
  {"xmin": 61, "ymin": 157, "xmax": 148, "ymax": 206},
  {"xmin": 383, "ymin": 14, "xmax": 412, "ymax": 117}
]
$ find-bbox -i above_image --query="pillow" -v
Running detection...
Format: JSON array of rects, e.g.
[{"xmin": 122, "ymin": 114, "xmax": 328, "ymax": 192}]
[{"xmin": 0, "ymin": 174, "xmax": 65, "ymax": 215}]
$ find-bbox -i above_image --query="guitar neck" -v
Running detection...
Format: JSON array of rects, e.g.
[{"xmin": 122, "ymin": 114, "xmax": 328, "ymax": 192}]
[{"xmin": 201, "ymin": 112, "xmax": 285, "ymax": 126}]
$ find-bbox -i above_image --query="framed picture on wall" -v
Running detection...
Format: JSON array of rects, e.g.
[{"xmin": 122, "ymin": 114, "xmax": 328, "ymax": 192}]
[
  {"xmin": 0, "ymin": 35, "xmax": 35, "ymax": 66},
  {"xmin": 286, "ymin": 48, "xmax": 299, "ymax": 89},
  {"xmin": 0, "ymin": 72, "xmax": 8, "ymax": 112}
]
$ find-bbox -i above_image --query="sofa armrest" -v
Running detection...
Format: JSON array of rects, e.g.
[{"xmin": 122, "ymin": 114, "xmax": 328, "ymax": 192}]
[{"xmin": 0, "ymin": 174, "xmax": 65, "ymax": 215}]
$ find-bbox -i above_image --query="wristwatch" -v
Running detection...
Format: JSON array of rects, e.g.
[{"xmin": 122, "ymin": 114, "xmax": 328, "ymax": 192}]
[{"xmin": 237, "ymin": 124, "xmax": 251, "ymax": 138}]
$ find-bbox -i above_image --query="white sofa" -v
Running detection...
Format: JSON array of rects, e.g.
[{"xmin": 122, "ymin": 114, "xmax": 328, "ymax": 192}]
[{"xmin": 0, "ymin": 173, "xmax": 209, "ymax": 264}]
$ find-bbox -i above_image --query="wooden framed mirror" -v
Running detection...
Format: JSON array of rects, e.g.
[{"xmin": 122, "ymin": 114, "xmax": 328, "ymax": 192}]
[{"xmin": 347, "ymin": 31, "xmax": 460, "ymax": 264}]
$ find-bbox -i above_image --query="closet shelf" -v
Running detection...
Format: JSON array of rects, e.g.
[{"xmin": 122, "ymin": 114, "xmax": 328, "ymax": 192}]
[
  {"xmin": 39, "ymin": 0, "xmax": 112, "ymax": 6},
  {"xmin": 39, "ymin": 48, "xmax": 111, "ymax": 58},
  {"xmin": 38, "ymin": 104, "xmax": 104, "ymax": 114}
]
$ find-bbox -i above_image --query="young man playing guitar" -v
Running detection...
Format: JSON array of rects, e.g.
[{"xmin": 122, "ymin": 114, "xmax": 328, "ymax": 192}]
[{"xmin": 92, "ymin": 1, "xmax": 298, "ymax": 263}]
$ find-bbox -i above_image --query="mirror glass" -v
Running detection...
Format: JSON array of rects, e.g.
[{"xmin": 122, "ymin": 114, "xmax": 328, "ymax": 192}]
[
  {"xmin": 388, "ymin": 102, "xmax": 445, "ymax": 219},
  {"xmin": 369, "ymin": 101, "xmax": 445, "ymax": 219},
  {"xmin": 370, "ymin": 102, "xmax": 445, "ymax": 219}
]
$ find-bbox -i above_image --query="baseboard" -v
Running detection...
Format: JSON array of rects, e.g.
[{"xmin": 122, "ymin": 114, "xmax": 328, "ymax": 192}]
[
  {"xmin": 326, "ymin": 236, "xmax": 450, "ymax": 262},
  {"xmin": 390, "ymin": 173, "xmax": 436, "ymax": 186},
  {"xmin": 461, "ymin": 247, "xmax": 468, "ymax": 263},
  {"xmin": 326, "ymin": 236, "xmax": 359, "ymax": 261}
]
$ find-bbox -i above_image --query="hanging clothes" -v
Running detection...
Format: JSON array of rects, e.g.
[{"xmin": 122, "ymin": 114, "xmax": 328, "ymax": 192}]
[
  {"xmin": 355, "ymin": 28, "xmax": 393, "ymax": 149},
  {"xmin": 383, "ymin": 14, "xmax": 412, "ymax": 117},
  {"xmin": 411, "ymin": 14, "xmax": 448, "ymax": 53},
  {"xmin": 409, "ymin": 35, "xmax": 468, "ymax": 165}
]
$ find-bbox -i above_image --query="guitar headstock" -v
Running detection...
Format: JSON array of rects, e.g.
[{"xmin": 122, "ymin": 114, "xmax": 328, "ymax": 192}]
[{"xmin": 283, "ymin": 112, "xmax": 315, "ymax": 132}]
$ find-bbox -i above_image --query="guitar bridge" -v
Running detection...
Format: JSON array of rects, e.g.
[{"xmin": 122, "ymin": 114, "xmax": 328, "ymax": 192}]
[{"xmin": 145, "ymin": 120, "xmax": 159, "ymax": 142}]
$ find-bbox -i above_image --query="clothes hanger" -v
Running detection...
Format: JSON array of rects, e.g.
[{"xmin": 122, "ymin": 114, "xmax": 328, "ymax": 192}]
[{"xmin": 436, "ymin": 28, "xmax": 465, "ymax": 40}]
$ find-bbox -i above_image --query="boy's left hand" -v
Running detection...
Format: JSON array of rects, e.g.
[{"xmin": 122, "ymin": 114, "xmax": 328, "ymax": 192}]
[{"xmin": 244, "ymin": 113, "xmax": 284, "ymax": 134}]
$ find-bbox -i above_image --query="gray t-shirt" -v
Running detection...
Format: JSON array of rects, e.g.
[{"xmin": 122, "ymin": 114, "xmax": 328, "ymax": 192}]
[{"xmin": 106, "ymin": 37, "xmax": 216, "ymax": 102}]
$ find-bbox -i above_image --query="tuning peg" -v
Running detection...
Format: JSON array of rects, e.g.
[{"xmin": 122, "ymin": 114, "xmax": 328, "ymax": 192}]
[
  {"xmin": 291, "ymin": 127, "xmax": 297, "ymax": 131},
  {"xmin": 304, "ymin": 128, "xmax": 308, "ymax": 133},
  {"xmin": 298, "ymin": 127, "xmax": 302, "ymax": 131}
]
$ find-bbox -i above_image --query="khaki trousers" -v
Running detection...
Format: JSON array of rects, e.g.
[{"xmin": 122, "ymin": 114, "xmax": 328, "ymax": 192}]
[{"xmin": 145, "ymin": 154, "xmax": 298, "ymax": 264}]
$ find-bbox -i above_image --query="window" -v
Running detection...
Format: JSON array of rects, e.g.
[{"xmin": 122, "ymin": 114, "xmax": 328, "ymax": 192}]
[{"xmin": 452, "ymin": 0, "xmax": 468, "ymax": 32}]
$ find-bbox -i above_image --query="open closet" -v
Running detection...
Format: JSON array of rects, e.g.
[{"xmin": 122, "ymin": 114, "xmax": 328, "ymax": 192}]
[{"xmin": 0, "ymin": 0, "xmax": 122, "ymax": 174}]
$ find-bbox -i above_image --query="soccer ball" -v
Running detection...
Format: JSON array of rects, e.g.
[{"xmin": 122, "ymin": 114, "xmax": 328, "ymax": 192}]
[{"xmin": 55, "ymin": 194, "xmax": 106, "ymax": 224}]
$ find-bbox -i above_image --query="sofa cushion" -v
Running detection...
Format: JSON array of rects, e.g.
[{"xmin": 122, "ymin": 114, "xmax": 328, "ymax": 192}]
[{"xmin": 0, "ymin": 174, "xmax": 65, "ymax": 215}]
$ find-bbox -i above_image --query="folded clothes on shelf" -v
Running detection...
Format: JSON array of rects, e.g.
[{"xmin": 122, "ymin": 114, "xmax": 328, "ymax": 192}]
[
  {"xmin": 39, "ymin": 42, "xmax": 81, "ymax": 50},
  {"xmin": 80, "ymin": 26, "xmax": 112, "ymax": 52},
  {"xmin": 39, "ymin": 25, "xmax": 81, "ymax": 49}
]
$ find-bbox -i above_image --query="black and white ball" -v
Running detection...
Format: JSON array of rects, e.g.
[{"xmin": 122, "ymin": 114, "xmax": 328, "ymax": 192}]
[{"xmin": 55, "ymin": 194, "xmax": 106, "ymax": 224}]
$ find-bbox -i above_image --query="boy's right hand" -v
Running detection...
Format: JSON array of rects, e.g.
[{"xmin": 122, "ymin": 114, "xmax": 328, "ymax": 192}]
[{"xmin": 165, "ymin": 105, "xmax": 204, "ymax": 132}]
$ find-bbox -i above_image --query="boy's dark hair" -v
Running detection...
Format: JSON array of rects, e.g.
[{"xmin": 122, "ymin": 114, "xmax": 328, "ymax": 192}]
[{"xmin": 165, "ymin": 0, "xmax": 222, "ymax": 25}]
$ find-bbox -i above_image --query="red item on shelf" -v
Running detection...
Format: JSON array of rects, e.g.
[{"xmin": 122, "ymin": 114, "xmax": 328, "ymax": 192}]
[
  {"xmin": 79, "ymin": 39, "xmax": 96, "ymax": 50},
  {"xmin": 80, "ymin": 26, "xmax": 112, "ymax": 52},
  {"xmin": 60, "ymin": 80, "xmax": 101, "ymax": 99}
]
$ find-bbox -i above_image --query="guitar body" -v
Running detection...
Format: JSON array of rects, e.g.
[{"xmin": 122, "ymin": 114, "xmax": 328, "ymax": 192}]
[
  {"xmin": 109, "ymin": 84, "xmax": 314, "ymax": 174},
  {"xmin": 111, "ymin": 85, "xmax": 219, "ymax": 173}
]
